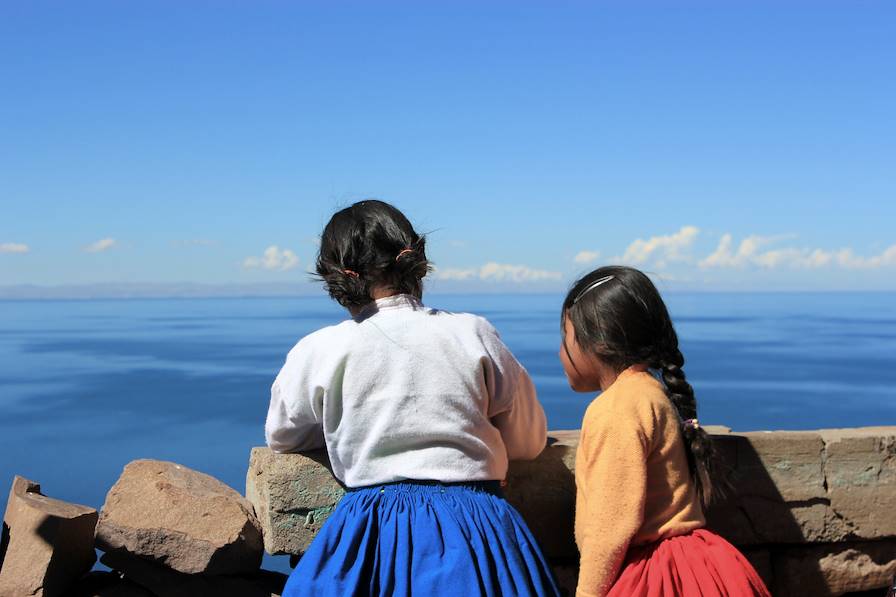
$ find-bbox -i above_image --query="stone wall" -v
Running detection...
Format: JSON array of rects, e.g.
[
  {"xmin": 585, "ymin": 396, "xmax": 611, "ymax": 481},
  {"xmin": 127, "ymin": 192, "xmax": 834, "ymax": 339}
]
[{"xmin": 246, "ymin": 426, "xmax": 896, "ymax": 596}]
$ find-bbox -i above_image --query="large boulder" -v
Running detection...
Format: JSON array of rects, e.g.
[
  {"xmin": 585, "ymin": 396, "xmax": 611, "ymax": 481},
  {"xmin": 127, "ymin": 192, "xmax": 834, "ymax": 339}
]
[
  {"xmin": 0, "ymin": 476, "xmax": 98, "ymax": 597},
  {"xmin": 95, "ymin": 460, "xmax": 263, "ymax": 575}
]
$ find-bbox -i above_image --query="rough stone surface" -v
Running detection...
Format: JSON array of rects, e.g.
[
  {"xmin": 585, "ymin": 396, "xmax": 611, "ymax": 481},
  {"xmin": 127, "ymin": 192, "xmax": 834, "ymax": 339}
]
[
  {"xmin": 246, "ymin": 448, "xmax": 345, "ymax": 556},
  {"xmin": 771, "ymin": 541, "xmax": 896, "ymax": 597},
  {"xmin": 820, "ymin": 428, "xmax": 896, "ymax": 540},
  {"xmin": 707, "ymin": 427, "xmax": 896, "ymax": 545},
  {"xmin": 503, "ymin": 431, "xmax": 578, "ymax": 559},
  {"xmin": 101, "ymin": 551, "xmax": 286, "ymax": 597},
  {"xmin": 96, "ymin": 460, "xmax": 263, "ymax": 575},
  {"xmin": 0, "ymin": 476, "xmax": 98, "ymax": 597},
  {"xmin": 740, "ymin": 548, "xmax": 773, "ymax": 591},
  {"xmin": 247, "ymin": 426, "xmax": 896, "ymax": 596}
]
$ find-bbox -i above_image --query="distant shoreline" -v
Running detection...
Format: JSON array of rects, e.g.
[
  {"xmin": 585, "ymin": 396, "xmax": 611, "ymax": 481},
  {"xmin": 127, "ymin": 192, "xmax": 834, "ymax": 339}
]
[{"xmin": 1, "ymin": 283, "xmax": 893, "ymax": 301}]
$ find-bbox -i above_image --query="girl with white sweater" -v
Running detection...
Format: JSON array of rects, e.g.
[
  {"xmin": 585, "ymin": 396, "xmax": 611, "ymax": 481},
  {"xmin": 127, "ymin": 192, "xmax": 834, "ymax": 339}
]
[{"xmin": 266, "ymin": 200, "xmax": 560, "ymax": 597}]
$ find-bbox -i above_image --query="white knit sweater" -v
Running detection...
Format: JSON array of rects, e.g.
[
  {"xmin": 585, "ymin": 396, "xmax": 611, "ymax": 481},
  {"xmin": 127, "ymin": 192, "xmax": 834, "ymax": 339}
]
[{"xmin": 265, "ymin": 294, "xmax": 548, "ymax": 488}]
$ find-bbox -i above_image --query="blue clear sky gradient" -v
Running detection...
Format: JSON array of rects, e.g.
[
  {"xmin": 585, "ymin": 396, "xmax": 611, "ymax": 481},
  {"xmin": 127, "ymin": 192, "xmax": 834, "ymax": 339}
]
[{"xmin": 2, "ymin": 1, "xmax": 894, "ymax": 292}]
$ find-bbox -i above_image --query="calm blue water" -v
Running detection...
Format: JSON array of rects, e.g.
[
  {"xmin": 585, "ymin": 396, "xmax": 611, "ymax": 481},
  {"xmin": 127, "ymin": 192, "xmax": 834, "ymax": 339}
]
[{"xmin": 1, "ymin": 292, "xmax": 895, "ymax": 572}]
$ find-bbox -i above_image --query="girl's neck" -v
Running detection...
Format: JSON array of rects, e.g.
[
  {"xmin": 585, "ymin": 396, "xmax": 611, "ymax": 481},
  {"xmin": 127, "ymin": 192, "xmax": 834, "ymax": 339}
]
[
  {"xmin": 347, "ymin": 286, "xmax": 408, "ymax": 317},
  {"xmin": 370, "ymin": 286, "xmax": 399, "ymax": 301},
  {"xmin": 602, "ymin": 363, "xmax": 649, "ymax": 391}
]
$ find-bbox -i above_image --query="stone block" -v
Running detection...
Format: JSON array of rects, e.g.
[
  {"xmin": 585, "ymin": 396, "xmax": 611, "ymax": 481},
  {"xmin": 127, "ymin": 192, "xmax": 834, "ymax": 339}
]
[
  {"xmin": 248, "ymin": 426, "xmax": 896, "ymax": 559},
  {"xmin": 771, "ymin": 540, "xmax": 896, "ymax": 597},
  {"xmin": 504, "ymin": 432, "xmax": 578, "ymax": 560},
  {"xmin": 0, "ymin": 476, "xmax": 98, "ymax": 597},
  {"xmin": 821, "ymin": 427, "xmax": 896, "ymax": 541},
  {"xmin": 736, "ymin": 431, "xmax": 826, "ymax": 502},
  {"xmin": 708, "ymin": 427, "xmax": 896, "ymax": 545},
  {"xmin": 95, "ymin": 460, "xmax": 263, "ymax": 575},
  {"xmin": 246, "ymin": 448, "xmax": 345, "ymax": 556},
  {"xmin": 740, "ymin": 548, "xmax": 773, "ymax": 592}
]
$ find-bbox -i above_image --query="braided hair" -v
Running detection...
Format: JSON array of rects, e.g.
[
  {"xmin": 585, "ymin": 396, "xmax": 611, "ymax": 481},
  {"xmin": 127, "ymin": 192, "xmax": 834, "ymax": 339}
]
[
  {"xmin": 316, "ymin": 200, "xmax": 431, "ymax": 309},
  {"xmin": 562, "ymin": 265, "xmax": 716, "ymax": 506}
]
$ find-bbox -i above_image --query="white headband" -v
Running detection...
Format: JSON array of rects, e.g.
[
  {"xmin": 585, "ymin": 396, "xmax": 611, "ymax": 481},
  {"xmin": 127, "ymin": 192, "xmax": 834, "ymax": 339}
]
[{"xmin": 572, "ymin": 275, "xmax": 615, "ymax": 304}]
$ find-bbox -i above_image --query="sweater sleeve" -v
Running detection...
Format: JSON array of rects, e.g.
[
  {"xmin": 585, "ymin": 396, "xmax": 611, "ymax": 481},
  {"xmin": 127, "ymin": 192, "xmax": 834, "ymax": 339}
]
[
  {"xmin": 575, "ymin": 400, "xmax": 653, "ymax": 597},
  {"xmin": 264, "ymin": 336, "xmax": 328, "ymax": 453},
  {"xmin": 479, "ymin": 318, "xmax": 548, "ymax": 460}
]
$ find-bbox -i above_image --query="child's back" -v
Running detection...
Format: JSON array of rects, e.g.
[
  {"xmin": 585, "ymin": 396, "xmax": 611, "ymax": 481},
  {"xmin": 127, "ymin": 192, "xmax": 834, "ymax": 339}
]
[
  {"xmin": 267, "ymin": 293, "xmax": 546, "ymax": 487},
  {"xmin": 267, "ymin": 200, "xmax": 560, "ymax": 597}
]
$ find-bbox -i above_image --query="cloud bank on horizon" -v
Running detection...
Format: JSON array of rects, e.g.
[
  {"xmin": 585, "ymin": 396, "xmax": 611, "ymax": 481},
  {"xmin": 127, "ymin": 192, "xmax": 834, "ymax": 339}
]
[{"xmin": 5, "ymin": 225, "xmax": 895, "ymax": 295}]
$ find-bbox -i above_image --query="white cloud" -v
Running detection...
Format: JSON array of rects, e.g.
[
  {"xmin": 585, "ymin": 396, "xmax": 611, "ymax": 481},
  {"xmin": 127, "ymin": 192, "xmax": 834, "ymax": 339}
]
[
  {"xmin": 242, "ymin": 245, "xmax": 300, "ymax": 271},
  {"xmin": 830, "ymin": 245, "xmax": 896, "ymax": 269},
  {"xmin": 573, "ymin": 250, "xmax": 600, "ymax": 265},
  {"xmin": 699, "ymin": 234, "xmax": 781, "ymax": 268},
  {"xmin": 0, "ymin": 243, "xmax": 29, "ymax": 254},
  {"xmin": 480, "ymin": 262, "xmax": 562, "ymax": 282},
  {"xmin": 700, "ymin": 234, "xmax": 896, "ymax": 270},
  {"xmin": 619, "ymin": 226, "xmax": 699, "ymax": 267},
  {"xmin": 434, "ymin": 262, "xmax": 562, "ymax": 283},
  {"xmin": 435, "ymin": 267, "xmax": 478, "ymax": 281},
  {"xmin": 84, "ymin": 238, "xmax": 117, "ymax": 253}
]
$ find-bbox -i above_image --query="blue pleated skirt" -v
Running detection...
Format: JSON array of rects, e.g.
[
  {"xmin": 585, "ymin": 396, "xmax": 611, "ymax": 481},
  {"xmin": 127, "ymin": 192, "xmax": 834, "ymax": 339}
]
[{"xmin": 282, "ymin": 481, "xmax": 561, "ymax": 597}]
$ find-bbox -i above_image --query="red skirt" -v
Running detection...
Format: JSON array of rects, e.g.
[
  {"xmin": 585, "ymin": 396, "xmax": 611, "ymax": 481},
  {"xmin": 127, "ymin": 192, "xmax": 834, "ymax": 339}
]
[{"xmin": 607, "ymin": 529, "xmax": 771, "ymax": 597}]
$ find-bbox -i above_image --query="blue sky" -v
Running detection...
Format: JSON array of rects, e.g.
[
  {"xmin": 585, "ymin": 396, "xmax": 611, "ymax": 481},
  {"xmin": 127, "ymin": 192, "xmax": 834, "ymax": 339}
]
[{"xmin": 2, "ymin": 1, "xmax": 894, "ymax": 293}]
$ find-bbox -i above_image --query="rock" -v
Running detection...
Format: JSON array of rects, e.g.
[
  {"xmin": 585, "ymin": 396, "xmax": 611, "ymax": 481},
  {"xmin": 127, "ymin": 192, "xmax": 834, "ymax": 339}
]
[
  {"xmin": 821, "ymin": 427, "xmax": 896, "ymax": 541},
  {"xmin": 503, "ymin": 431, "xmax": 578, "ymax": 560},
  {"xmin": 0, "ymin": 476, "xmax": 98, "ymax": 597},
  {"xmin": 100, "ymin": 550, "xmax": 287, "ymax": 597},
  {"xmin": 707, "ymin": 427, "xmax": 896, "ymax": 545},
  {"xmin": 249, "ymin": 427, "xmax": 896, "ymax": 557},
  {"xmin": 740, "ymin": 548, "xmax": 773, "ymax": 592},
  {"xmin": 246, "ymin": 448, "xmax": 345, "ymax": 556},
  {"xmin": 95, "ymin": 460, "xmax": 263, "ymax": 575},
  {"xmin": 63, "ymin": 571, "xmax": 155, "ymax": 597},
  {"xmin": 771, "ymin": 541, "xmax": 896, "ymax": 596}
]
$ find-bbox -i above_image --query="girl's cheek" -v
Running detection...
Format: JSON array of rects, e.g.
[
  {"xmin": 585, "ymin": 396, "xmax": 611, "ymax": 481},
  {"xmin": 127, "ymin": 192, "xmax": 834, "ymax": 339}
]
[{"xmin": 559, "ymin": 349, "xmax": 585, "ymax": 391}]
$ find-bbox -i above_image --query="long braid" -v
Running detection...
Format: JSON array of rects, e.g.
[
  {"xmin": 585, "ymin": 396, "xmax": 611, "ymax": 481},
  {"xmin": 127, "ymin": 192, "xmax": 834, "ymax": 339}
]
[{"xmin": 656, "ymin": 345, "xmax": 716, "ymax": 507}]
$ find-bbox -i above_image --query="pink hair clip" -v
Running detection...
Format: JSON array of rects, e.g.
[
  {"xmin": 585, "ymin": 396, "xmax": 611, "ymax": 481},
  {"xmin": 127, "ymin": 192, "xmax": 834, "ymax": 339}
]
[
  {"xmin": 343, "ymin": 269, "xmax": 360, "ymax": 278},
  {"xmin": 395, "ymin": 248, "xmax": 414, "ymax": 261},
  {"xmin": 682, "ymin": 418, "xmax": 700, "ymax": 430}
]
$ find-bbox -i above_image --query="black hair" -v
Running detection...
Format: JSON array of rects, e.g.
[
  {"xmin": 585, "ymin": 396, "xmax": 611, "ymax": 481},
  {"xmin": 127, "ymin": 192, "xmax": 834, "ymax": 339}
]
[
  {"xmin": 562, "ymin": 265, "xmax": 717, "ymax": 507},
  {"xmin": 315, "ymin": 200, "xmax": 430, "ymax": 309}
]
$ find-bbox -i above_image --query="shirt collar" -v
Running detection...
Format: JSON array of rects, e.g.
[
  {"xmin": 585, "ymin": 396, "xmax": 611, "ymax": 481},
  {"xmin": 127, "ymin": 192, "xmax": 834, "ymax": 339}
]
[{"xmin": 353, "ymin": 293, "xmax": 424, "ymax": 321}]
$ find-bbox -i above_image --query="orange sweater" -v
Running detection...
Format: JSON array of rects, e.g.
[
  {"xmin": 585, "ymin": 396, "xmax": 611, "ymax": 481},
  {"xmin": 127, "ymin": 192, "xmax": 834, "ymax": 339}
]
[{"xmin": 574, "ymin": 368, "xmax": 706, "ymax": 597}]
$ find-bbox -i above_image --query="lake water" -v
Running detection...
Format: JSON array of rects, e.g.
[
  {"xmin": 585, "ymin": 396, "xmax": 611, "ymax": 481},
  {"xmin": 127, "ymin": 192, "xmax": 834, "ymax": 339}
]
[{"xmin": 1, "ymin": 292, "xmax": 894, "ymax": 572}]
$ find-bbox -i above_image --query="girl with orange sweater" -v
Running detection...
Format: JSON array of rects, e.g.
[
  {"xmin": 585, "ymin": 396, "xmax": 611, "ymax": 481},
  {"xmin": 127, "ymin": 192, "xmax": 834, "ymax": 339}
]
[{"xmin": 559, "ymin": 266, "xmax": 770, "ymax": 597}]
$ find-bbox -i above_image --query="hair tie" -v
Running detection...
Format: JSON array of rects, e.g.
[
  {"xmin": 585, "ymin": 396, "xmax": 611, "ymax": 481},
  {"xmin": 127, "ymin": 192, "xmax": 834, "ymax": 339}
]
[
  {"xmin": 682, "ymin": 418, "xmax": 700, "ymax": 430},
  {"xmin": 395, "ymin": 248, "xmax": 414, "ymax": 262},
  {"xmin": 343, "ymin": 269, "xmax": 360, "ymax": 278}
]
